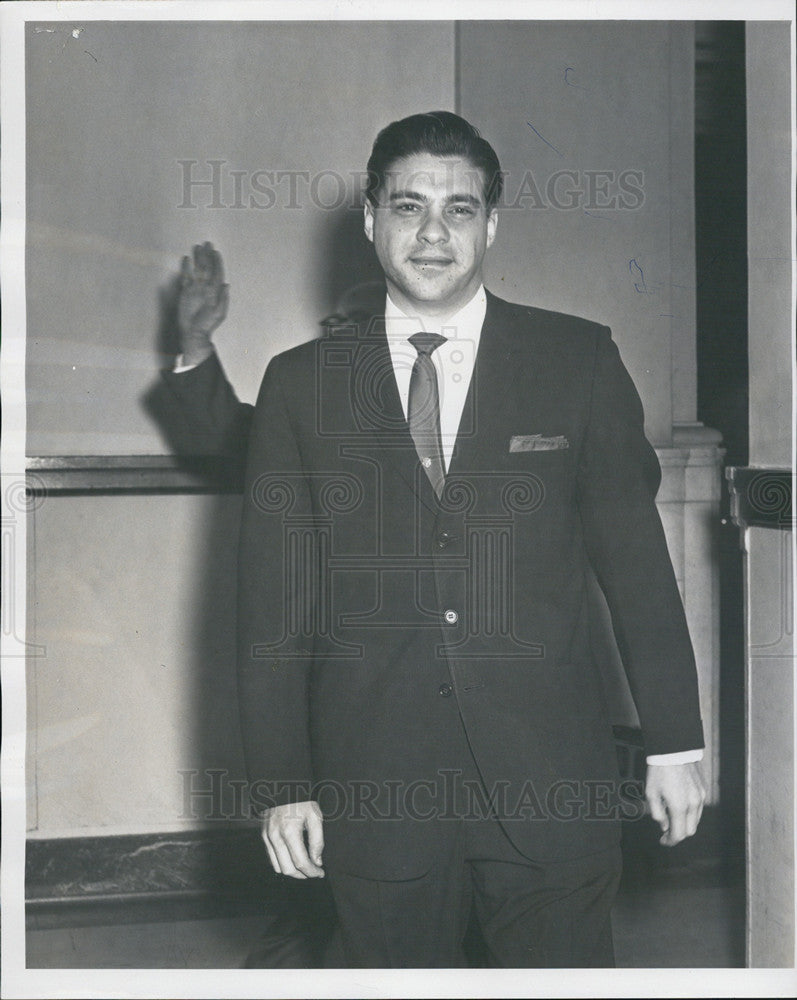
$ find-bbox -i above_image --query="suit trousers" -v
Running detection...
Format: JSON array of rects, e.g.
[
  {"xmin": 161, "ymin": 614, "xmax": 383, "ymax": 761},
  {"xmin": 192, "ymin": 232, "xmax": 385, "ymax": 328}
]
[
  {"xmin": 325, "ymin": 700, "xmax": 622, "ymax": 970},
  {"xmin": 326, "ymin": 812, "xmax": 622, "ymax": 968},
  {"xmin": 324, "ymin": 691, "xmax": 623, "ymax": 968}
]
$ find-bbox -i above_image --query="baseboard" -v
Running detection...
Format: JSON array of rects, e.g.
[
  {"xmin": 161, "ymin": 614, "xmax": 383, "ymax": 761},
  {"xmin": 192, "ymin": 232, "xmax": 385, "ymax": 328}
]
[{"xmin": 25, "ymin": 827, "xmax": 314, "ymax": 930}]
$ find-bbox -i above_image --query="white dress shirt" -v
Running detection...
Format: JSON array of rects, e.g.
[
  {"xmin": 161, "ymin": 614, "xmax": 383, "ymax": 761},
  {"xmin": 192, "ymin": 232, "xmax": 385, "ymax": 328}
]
[{"xmin": 384, "ymin": 286, "xmax": 486, "ymax": 473}]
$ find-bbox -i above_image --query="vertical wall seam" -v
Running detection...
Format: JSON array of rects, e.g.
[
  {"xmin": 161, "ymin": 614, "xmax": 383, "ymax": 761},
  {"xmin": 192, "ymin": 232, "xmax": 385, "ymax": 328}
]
[{"xmin": 454, "ymin": 20, "xmax": 461, "ymax": 115}]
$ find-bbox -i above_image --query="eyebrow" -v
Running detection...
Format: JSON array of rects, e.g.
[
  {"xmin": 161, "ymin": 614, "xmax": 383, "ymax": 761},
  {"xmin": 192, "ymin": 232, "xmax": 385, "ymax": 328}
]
[{"xmin": 387, "ymin": 190, "xmax": 483, "ymax": 207}]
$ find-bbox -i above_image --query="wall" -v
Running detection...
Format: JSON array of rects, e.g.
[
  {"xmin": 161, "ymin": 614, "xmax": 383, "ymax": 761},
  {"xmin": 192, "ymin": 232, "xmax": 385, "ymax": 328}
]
[
  {"xmin": 26, "ymin": 20, "xmax": 454, "ymax": 455},
  {"xmin": 744, "ymin": 20, "xmax": 794, "ymax": 969},
  {"xmin": 458, "ymin": 21, "xmax": 697, "ymax": 447},
  {"xmin": 27, "ymin": 492, "xmax": 245, "ymax": 835}
]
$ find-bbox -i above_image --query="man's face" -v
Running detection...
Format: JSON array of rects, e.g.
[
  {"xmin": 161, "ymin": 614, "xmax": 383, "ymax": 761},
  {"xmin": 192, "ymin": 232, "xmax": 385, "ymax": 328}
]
[{"xmin": 364, "ymin": 153, "xmax": 497, "ymax": 318}]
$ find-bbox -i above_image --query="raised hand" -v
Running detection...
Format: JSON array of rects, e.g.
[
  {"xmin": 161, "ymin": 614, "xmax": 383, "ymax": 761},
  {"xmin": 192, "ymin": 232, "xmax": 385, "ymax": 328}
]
[{"xmin": 177, "ymin": 241, "xmax": 229, "ymax": 366}]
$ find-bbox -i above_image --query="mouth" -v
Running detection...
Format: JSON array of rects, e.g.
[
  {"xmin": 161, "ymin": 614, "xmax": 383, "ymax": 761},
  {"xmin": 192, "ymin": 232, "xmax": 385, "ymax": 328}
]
[{"xmin": 409, "ymin": 257, "xmax": 453, "ymax": 268}]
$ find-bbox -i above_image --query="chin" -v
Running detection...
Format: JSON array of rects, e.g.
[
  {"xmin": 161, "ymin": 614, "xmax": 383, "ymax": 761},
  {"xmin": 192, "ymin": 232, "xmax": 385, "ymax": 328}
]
[{"xmin": 407, "ymin": 277, "xmax": 456, "ymax": 298}]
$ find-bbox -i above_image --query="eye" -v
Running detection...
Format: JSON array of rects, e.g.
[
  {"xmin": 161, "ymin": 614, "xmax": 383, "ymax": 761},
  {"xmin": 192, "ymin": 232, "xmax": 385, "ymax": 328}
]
[
  {"xmin": 394, "ymin": 202, "xmax": 420, "ymax": 214},
  {"xmin": 448, "ymin": 204, "xmax": 476, "ymax": 218}
]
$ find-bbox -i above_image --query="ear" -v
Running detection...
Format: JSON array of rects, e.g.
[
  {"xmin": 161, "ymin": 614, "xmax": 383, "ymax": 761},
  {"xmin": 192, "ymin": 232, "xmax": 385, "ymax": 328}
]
[
  {"xmin": 363, "ymin": 201, "xmax": 375, "ymax": 244},
  {"xmin": 486, "ymin": 208, "xmax": 497, "ymax": 249}
]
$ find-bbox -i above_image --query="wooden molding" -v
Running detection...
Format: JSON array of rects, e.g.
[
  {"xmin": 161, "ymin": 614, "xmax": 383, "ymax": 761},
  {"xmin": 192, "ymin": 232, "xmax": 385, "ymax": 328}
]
[{"xmin": 25, "ymin": 456, "xmax": 244, "ymax": 495}]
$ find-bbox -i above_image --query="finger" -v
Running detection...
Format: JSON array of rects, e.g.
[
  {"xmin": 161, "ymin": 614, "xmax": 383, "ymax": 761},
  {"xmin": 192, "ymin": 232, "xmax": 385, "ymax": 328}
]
[
  {"xmin": 270, "ymin": 832, "xmax": 307, "ymax": 879},
  {"xmin": 282, "ymin": 824, "xmax": 324, "ymax": 878},
  {"xmin": 210, "ymin": 247, "xmax": 225, "ymax": 286},
  {"xmin": 685, "ymin": 791, "xmax": 705, "ymax": 838},
  {"xmin": 203, "ymin": 240, "xmax": 216, "ymax": 278},
  {"xmin": 215, "ymin": 283, "xmax": 230, "ymax": 320},
  {"xmin": 261, "ymin": 831, "xmax": 281, "ymax": 874},
  {"xmin": 646, "ymin": 789, "xmax": 668, "ymax": 832},
  {"xmin": 193, "ymin": 243, "xmax": 209, "ymax": 280},
  {"xmin": 180, "ymin": 255, "xmax": 193, "ymax": 284},
  {"xmin": 306, "ymin": 808, "xmax": 325, "ymax": 868},
  {"xmin": 685, "ymin": 804, "xmax": 700, "ymax": 839},
  {"xmin": 647, "ymin": 794, "xmax": 674, "ymax": 845},
  {"xmin": 666, "ymin": 805, "xmax": 688, "ymax": 845},
  {"xmin": 205, "ymin": 285, "xmax": 229, "ymax": 327}
]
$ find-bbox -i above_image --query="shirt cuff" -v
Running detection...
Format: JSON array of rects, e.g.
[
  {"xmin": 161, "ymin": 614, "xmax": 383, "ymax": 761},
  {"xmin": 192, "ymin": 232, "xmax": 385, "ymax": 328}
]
[
  {"xmin": 646, "ymin": 749, "xmax": 704, "ymax": 765},
  {"xmin": 172, "ymin": 353, "xmax": 199, "ymax": 374}
]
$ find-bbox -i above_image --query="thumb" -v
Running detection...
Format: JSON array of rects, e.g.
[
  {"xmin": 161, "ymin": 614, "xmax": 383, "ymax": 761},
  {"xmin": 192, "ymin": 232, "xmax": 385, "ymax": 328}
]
[
  {"xmin": 306, "ymin": 810, "xmax": 325, "ymax": 867},
  {"xmin": 647, "ymin": 787, "xmax": 669, "ymax": 833}
]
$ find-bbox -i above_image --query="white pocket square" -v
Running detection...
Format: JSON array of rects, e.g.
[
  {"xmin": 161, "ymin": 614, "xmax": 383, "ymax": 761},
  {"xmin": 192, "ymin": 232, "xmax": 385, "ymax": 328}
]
[{"xmin": 509, "ymin": 434, "xmax": 569, "ymax": 452}]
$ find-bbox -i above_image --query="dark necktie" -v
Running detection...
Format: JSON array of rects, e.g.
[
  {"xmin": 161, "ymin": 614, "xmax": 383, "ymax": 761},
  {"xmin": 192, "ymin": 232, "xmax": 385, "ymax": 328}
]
[{"xmin": 408, "ymin": 332, "xmax": 447, "ymax": 499}]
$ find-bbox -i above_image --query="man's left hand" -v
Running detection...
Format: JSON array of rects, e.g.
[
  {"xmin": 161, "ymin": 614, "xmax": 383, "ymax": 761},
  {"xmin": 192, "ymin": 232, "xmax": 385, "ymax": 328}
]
[{"xmin": 645, "ymin": 761, "xmax": 706, "ymax": 846}]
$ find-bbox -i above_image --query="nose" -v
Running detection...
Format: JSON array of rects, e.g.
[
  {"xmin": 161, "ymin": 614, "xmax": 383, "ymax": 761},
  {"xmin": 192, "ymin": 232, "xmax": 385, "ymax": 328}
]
[{"xmin": 417, "ymin": 208, "xmax": 449, "ymax": 245}]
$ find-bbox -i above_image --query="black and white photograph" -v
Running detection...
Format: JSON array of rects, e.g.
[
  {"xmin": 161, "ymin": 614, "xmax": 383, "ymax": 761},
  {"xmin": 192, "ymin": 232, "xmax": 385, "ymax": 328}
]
[{"xmin": 0, "ymin": 1, "xmax": 794, "ymax": 997}]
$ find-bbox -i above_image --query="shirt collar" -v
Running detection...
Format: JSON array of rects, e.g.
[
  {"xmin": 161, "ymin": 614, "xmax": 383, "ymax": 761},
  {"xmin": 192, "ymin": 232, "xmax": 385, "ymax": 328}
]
[{"xmin": 384, "ymin": 286, "xmax": 487, "ymax": 344}]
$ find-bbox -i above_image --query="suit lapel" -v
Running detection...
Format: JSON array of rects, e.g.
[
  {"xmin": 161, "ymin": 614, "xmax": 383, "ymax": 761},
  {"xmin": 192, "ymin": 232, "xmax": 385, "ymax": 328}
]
[{"xmin": 448, "ymin": 292, "xmax": 525, "ymax": 477}]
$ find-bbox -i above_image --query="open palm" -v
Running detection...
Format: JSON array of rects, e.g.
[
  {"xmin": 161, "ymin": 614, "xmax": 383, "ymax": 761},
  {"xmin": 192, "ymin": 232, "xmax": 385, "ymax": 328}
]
[{"xmin": 177, "ymin": 241, "xmax": 229, "ymax": 364}]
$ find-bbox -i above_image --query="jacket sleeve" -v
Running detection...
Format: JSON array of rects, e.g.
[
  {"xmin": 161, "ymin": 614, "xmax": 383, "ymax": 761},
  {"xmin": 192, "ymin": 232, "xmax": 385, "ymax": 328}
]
[
  {"xmin": 577, "ymin": 329, "xmax": 704, "ymax": 757},
  {"xmin": 157, "ymin": 350, "xmax": 253, "ymax": 463},
  {"xmin": 236, "ymin": 354, "xmax": 315, "ymax": 810}
]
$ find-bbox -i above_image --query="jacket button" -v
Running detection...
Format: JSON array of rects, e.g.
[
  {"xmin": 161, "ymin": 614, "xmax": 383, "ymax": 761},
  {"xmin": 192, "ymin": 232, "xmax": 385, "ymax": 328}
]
[
  {"xmin": 438, "ymin": 683, "xmax": 453, "ymax": 697},
  {"xmin": 437, "ymin": 531, "xmax": 453, "ymax": 548},
  {"xmin": 443, "ymin": 609, "xmax": 458, "ymax": 625}
]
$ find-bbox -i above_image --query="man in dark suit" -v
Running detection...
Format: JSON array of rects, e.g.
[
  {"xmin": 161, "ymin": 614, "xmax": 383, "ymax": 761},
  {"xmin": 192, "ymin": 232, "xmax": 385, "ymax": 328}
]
[{"xmin": 189, "ymin": 112, "xmax": 706, "ymax": 967}]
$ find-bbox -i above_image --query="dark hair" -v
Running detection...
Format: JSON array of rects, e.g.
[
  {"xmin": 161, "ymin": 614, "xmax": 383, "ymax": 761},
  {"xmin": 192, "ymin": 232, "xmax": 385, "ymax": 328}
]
[{"xmin": 365, "ymin": 111, "xmax": 503, "ymax": 210}]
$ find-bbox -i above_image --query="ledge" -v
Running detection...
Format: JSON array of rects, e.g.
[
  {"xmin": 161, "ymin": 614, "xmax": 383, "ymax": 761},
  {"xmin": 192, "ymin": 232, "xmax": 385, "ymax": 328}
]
[
  {"xmin": 671, "ymin": 421, "xmax": 724, "ymax": 448},
  {"xmin": 26, "ymin": 426, "xmax": 727, "ymax": 501},
  {"xmin": 26, "ymin": 827, "xmax": 269, "ymax": 902},
  {"xmin": 26, "ymin": 428, "xmax": 727, "ymax": 499},
  {"xmin": 25, "ymin": 455, "xmax": 244, "ymax": 495},
  {"xmin": 25, "ymin": 829, "xmax": 337, "ymax": 942}
]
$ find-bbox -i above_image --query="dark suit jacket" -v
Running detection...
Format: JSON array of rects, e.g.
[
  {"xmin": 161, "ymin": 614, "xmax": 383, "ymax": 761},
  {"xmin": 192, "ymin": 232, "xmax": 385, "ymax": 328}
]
[{"xmin": 236, "ymin": 291, "xmax": 704, "ymax": 879}]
